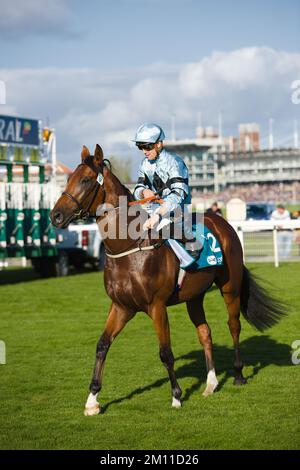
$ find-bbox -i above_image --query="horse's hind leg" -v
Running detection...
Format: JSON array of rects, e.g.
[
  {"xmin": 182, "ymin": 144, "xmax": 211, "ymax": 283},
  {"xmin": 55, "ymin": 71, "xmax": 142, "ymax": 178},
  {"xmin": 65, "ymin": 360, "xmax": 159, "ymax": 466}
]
[
  {"xmin": 220, "ymin": 290, "xmax": 246, "ymax": 385},
  {"xmin": 186, "ymin": 295, "xmax": 218, "ymax": 396},
  {"xmin": 84, "ymin": 302, "xmax": 135, "ymax": 416},
  {"xmin": 149, "ymin": 301, "xmax": 182, "ymax": 408},
  {"xmin": 216, "ymin": 270, "xmax": 246, "ymax": 385}
]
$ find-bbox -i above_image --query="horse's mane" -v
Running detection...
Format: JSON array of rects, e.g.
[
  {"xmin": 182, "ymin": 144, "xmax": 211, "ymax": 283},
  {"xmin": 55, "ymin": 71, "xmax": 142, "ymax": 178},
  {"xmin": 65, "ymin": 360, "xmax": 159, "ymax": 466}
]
[
  {"xmin": 103, "ymin": 160, "xmax": 134, "ymax": 202},
  {"xmin": 83, "ymin": 155, "xmax": 134, "ymax": 202}
]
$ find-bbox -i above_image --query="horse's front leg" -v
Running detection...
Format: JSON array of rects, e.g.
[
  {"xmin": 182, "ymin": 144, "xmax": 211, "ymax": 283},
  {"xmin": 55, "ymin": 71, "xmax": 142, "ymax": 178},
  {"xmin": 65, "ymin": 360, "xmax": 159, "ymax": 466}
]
[
  {"xmin": 84, "ymin": 302, "xmax": 135, "ymax": 416},
  {"xmin": 149, "ymin": 301, "xmax": 182, "ymax": 408}
]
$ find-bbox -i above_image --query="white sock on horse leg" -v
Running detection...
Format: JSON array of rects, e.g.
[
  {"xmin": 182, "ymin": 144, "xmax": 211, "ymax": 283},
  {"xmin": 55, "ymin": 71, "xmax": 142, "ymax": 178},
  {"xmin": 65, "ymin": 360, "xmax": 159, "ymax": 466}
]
[
  {"xmin": 207, "ymin": 369, "xmax": 218, "ymax": 387},
  {"xmin": 86, "ymin": 392, "xmax": 99, "ymax": 407}
]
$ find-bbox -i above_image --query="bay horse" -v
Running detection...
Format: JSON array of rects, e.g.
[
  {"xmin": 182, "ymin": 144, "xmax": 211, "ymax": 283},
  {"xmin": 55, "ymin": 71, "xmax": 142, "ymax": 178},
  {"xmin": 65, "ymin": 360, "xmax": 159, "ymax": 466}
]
[{"xmin": 51, "ymin": 144, "xmax": 285, "ymax": 416}]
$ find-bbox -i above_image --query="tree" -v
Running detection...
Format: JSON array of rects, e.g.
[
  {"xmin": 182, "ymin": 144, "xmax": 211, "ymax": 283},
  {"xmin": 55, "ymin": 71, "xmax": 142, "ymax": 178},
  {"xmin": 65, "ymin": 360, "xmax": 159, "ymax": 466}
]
[{"xmin": 109, "ymin": 156, "xmax": 133, "ymax": 183}]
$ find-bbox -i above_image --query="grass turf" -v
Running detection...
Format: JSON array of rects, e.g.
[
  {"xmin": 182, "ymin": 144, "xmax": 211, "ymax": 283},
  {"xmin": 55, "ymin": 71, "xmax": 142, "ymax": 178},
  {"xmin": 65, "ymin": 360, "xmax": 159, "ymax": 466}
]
[{"xmin": 0, "ymin": 263, "xmax": 299, "ymax": 450}]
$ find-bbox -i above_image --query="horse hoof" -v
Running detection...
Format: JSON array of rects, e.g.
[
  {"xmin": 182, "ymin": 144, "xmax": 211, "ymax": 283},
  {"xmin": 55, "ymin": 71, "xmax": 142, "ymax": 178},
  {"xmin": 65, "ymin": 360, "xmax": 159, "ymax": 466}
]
[
  {"xmin": 202, "ymin": 382, "xmax": 218, "ymax": 397},
  {"xmin": 84, "ymin": 404, "xmax": 101, "ymax": 416},
  {"xmin": 172, "ymin": 397, "xmax": 182, "ymax": 408},
  {"xmin": 233, "ymin": 377, "xmax": 247, "ymax": 386}
]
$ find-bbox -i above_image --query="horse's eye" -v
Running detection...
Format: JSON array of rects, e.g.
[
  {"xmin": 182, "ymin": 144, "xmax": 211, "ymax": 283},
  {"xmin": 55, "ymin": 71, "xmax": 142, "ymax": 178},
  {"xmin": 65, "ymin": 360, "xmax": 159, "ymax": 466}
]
[{"xmin": 81, "ymin": 177, "xmax": 91, "ymax": 184}]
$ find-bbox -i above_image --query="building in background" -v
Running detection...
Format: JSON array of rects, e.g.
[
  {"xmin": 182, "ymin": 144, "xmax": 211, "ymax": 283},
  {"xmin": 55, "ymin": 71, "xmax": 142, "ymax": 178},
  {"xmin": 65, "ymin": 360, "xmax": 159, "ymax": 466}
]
[
  {"xmin": 165, "ymin": 123, "xmax": 300, "ymax": 204},
  {"xmin": 218, "ymin": 147, "xmax": 300, "ymax": 186},
  {"xmin": 165, "ymin": 125, "xmax": 227, "ymax": 194},
  {"xmin": 238, "ymin": 123, "xmax": 260, "ymax": 152}
]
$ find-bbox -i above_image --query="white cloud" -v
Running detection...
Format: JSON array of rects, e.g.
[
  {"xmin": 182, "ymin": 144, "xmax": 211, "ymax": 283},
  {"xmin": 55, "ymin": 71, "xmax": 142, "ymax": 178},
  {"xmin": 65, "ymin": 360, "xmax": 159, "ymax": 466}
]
[
  {"xmin": 0, "ymin": 0, "xmax": 75, "ymax": 38},
  {"xmin": 179, "ymin": 47, "xmax": 300, "ymax": 97},
  {"xmin": 1, "ymin": 47, "xmax": 300, "ymax": 173}
]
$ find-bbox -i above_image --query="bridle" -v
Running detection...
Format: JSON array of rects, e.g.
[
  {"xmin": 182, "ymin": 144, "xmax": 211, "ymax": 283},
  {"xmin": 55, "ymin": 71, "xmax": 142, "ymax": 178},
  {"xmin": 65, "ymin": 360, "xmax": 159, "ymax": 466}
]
[
  {"xmin": 61, "ymin": 157, "xmax": 165, "ymax": 257},
  {"xmin": 62, "ymin": 158, "xmax": 107, "ymax": 221},
  {"xmin": 62, "ymin": 180, "xmax": 101, "ymax": 220}
]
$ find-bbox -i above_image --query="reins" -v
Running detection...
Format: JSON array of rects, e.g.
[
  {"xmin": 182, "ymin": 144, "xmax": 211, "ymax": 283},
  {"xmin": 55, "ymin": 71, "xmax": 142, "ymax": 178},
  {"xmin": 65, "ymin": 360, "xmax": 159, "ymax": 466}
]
[
  {"xmin": 101, "ymin": 194, "xmax": 165, "ymax": 258},
  {"xmin": 128, "ymin": 195, "xmax": 164, "ymax": 206},
  {"xmin": 64, "ymin": 158, "xmax": 164, "ymax": 258}
]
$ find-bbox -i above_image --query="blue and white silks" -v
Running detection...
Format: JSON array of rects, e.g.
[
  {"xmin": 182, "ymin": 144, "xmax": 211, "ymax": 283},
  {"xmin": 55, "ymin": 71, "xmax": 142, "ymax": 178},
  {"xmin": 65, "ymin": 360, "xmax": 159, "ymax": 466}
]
[
  {"xmin": 133, "ymin": 148, "xmax": 191, "ymax": 213},
  {"xmin": 133, "ymin": 149, "xmax": 223, "ymax": 270}
]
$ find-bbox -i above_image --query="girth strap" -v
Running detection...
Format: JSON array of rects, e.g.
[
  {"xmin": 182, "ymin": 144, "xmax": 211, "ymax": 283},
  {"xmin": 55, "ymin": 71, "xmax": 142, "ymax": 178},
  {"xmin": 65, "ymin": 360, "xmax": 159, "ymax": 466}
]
[{"xmin": 105, "ymin": 242, "xmax": 163, "ymax": 259}]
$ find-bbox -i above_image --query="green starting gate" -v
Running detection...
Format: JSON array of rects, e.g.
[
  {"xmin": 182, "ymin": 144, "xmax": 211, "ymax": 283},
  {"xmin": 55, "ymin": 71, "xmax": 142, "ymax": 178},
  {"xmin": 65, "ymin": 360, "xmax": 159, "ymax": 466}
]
[
  {"xmin": 0, "ymin": 114, "xmax": 60, "ymax": 272},
  {"xmin": 0, "ymin": 174, "xmax": 60, "ymax": 262},
  {"xmin": 0, "ymin": 183, "xmax": 7, "ymax": 258}
]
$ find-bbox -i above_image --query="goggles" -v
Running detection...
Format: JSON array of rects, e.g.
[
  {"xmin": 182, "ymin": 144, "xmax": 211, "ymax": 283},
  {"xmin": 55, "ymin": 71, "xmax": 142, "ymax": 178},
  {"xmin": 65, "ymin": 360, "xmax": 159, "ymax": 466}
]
[{"xmin": 136, "ymin": 142, "xmax": 156, "ymax": 151}]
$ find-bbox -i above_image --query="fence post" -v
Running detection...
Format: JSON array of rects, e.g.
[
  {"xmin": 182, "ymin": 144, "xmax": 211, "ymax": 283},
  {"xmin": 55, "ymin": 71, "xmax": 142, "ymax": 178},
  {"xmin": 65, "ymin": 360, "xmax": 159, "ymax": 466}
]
[{"xmin": 273, "ymin": 226, "xmax": 279, "ymax": 268}]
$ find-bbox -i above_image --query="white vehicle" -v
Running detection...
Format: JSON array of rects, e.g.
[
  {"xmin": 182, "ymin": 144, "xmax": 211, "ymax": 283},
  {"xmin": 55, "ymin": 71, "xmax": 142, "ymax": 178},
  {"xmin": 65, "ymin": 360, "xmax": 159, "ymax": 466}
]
[{"xmin": 55, "ymin": 217, "xmax": 105, "ymax": 276}]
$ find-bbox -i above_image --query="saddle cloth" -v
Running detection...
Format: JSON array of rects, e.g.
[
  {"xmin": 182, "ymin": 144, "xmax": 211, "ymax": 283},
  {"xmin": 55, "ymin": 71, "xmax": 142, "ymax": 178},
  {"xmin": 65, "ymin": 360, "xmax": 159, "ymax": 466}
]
[{"xmin": 166, "ymin": 223, "xmax": 223, "ymax": 271}]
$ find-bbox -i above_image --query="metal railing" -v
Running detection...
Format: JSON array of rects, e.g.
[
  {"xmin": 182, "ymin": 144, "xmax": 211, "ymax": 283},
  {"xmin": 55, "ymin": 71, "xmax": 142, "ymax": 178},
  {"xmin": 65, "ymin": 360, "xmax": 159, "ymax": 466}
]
[{"xmin": 229, "ymin": 220, "xmax": 300, "ymax": 267}]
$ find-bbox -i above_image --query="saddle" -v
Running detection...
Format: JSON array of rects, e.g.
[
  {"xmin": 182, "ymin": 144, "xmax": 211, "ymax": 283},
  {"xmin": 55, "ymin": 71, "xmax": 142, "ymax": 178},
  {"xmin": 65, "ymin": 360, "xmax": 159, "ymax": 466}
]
[
  {"xmin": 156, "ymin": 214, "xmax": 202, "ymax": 264},
  {"xmin": 164, "ymin": 221, "xmax": 223, "ymax": 290}
]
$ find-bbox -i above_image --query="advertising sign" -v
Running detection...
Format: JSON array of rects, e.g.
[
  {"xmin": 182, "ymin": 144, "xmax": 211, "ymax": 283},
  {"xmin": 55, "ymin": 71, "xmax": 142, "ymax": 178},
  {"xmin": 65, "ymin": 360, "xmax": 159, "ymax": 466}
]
[{"xmin": 0, "ymin": 115, "xmax": 39, "ymax": 147}]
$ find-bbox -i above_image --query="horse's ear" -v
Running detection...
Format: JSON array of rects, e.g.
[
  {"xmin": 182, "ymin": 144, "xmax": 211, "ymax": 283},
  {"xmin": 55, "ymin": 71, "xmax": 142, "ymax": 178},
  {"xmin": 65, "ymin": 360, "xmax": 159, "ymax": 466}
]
[
  {"xmin": 81, "ymin": 145, "xmax": 90, "ymax": 161},
  {"xmin": 94, "ymin": 144, "xmax": 104, "ymax": 166}
]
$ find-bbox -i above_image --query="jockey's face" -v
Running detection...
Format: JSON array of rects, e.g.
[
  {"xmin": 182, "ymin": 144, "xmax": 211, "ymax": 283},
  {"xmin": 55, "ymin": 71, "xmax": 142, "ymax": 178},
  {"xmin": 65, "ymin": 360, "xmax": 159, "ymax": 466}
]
[{"xmin": 142, "ymin": 141, "xmax": 163, "ymax": 161}]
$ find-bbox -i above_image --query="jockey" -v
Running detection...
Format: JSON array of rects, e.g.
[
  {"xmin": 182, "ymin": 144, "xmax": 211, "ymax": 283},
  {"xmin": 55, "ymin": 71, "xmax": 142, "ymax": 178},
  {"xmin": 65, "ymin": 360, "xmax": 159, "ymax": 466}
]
[{"xmin": 133, "ymin": 123, "xmax": 201, "ymax": 260}]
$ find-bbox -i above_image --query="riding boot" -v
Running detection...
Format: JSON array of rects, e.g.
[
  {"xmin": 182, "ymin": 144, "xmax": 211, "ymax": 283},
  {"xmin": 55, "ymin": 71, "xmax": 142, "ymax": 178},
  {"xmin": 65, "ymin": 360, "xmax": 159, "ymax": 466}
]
[
  {"xmin": 185, "ymin": 238, "xmax": 202, "ymax": 262},
  {"xmin": 182, "ymin": 222, "xmax": 202, "ymax": 261},
  {"xmin": 172, "ymin": 218, "xmax": 202, "ymax": 262}
]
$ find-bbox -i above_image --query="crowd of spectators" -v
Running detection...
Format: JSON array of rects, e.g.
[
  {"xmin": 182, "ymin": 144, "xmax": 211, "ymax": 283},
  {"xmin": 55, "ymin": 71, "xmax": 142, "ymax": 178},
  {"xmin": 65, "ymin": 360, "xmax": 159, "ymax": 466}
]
[{"xmin": 196, "ymin": 182, "xmax": 300, "ymax": 206}]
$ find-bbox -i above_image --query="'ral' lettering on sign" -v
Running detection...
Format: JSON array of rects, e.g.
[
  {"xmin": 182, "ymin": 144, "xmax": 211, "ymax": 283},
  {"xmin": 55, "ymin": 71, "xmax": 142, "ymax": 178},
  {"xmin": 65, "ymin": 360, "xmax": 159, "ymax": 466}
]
[
  {"xmin": 0, "ymin": 115, "xmax": 39, "ymax": 146},
  {"xmin": 0, "ymin": 119, "xmax": 23, "ymax": 143}
]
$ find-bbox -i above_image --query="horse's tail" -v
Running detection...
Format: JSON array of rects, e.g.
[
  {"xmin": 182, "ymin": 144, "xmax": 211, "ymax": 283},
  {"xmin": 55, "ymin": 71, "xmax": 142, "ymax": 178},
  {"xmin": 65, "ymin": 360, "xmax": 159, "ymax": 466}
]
[{"xmin": 240, "ymin": 266, "xmax": 287, "ymax": 331}]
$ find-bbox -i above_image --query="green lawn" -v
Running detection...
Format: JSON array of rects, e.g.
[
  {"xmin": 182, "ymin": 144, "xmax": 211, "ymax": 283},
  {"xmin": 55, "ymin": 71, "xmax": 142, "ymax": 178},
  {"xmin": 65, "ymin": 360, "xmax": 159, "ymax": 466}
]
[{"xmin": 0, "ymin": 264, "xmax": 299, "ymax": 450}]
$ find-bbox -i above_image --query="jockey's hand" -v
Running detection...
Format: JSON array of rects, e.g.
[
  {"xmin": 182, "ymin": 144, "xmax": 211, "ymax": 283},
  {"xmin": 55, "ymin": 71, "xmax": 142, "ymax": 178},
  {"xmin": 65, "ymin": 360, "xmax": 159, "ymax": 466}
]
[
  {"xmin": 143, "ymin": 189, "xmax": 155, "ymax": 199},
  {"xmin": 143, "ymin": 213, "xmax": 160, "ymax": 231}
]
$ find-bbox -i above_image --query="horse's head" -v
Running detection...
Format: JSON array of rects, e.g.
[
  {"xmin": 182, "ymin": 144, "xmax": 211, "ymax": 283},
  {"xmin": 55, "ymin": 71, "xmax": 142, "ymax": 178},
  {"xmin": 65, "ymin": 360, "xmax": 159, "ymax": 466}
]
[{"xmin": 51, "ymin": 144, "xmax": 106, "ymax": 228}]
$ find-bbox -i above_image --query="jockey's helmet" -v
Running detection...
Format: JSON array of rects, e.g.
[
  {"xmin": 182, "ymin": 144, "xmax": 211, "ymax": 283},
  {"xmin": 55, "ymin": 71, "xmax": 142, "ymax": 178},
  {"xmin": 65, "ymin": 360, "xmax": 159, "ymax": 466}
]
[{"xmin": 133, "ymin": 123, "xmax": 165, "ymax": 143}]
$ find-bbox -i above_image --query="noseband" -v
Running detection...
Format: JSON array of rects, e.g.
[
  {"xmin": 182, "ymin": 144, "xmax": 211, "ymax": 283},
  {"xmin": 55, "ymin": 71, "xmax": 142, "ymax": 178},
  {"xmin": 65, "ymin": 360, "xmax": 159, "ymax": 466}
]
[{"xmin": 62, "ymin": 158, "xmax": 107, "ymax": 220}]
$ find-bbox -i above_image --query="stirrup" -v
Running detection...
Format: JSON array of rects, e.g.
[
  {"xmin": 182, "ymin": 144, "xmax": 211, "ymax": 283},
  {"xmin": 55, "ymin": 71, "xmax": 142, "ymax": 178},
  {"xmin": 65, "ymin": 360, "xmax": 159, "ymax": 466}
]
[
  {"xmin": 183, "ymin": 238, "xmax": 202, "ymax": 262},
  {"xmin": 187, "ymin": 248, "xmax": 201, "ymax": 262}
]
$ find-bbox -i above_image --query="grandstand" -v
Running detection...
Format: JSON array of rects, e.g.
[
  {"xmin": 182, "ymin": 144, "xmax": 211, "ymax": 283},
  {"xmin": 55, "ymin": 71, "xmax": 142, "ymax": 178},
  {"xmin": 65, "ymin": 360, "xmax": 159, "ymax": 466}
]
[
  {"xmin": 165, "ymin": 124, "xmax": 300, "ymax": 205},
  {"xmin": 194, "ymin": 182, "xmax": 300, "ymax": 206}
]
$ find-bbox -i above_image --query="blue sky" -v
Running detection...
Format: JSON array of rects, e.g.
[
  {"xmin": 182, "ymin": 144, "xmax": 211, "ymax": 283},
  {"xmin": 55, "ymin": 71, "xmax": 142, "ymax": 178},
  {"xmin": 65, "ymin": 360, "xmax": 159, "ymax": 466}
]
[
  {"xmin": 1, "ymin": 0, "xmax": 300, "ymax": 68},
  {"xmin": 0, "ymin": 0, "xmax": 300, "ymax": 171}
]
